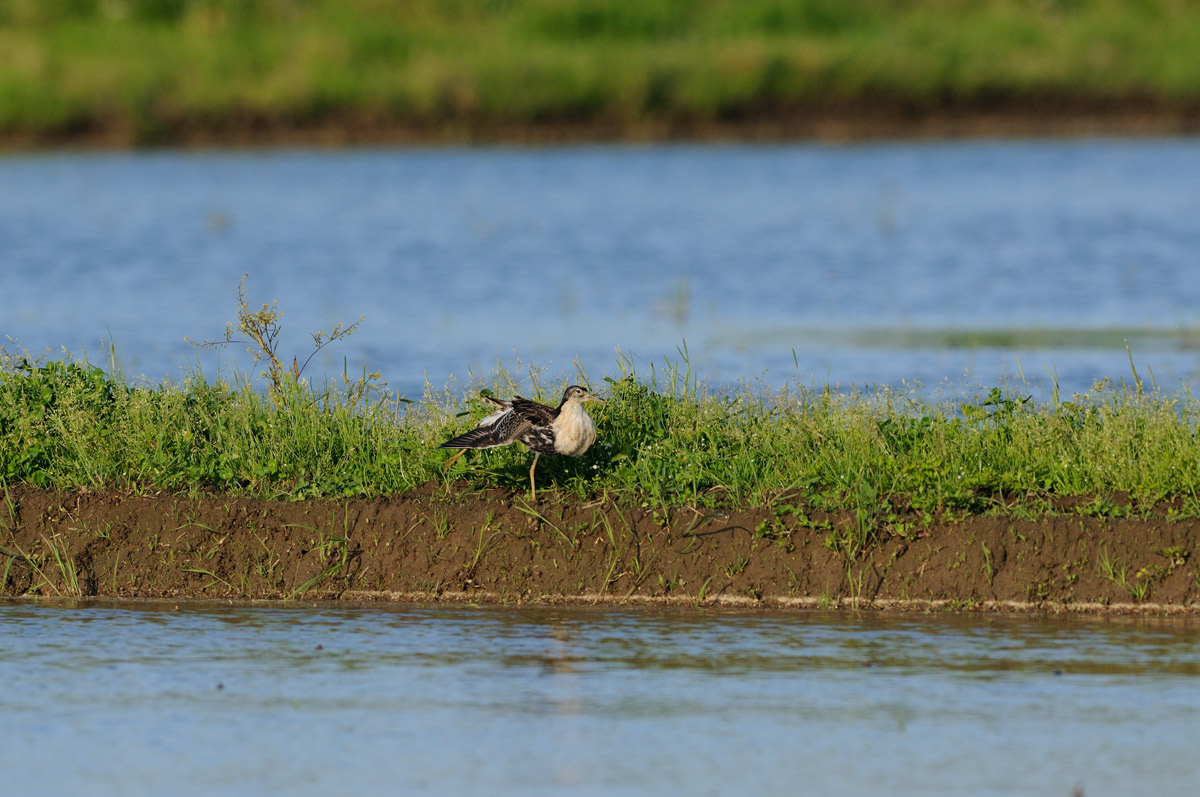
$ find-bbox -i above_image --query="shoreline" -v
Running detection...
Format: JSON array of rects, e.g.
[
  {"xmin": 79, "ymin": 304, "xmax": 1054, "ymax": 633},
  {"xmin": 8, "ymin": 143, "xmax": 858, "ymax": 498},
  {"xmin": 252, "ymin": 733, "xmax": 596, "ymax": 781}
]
[
  {"xmin": 4, "ymin": 102, "xmax": 1200, "ymax": 152},
  {"xmin": 4, "ymin": 485, "xmax": 1198, "ymax": 613},
  {"xmin": 5, "ymin": 592, "xmax": 1199, "ymax": 616}
]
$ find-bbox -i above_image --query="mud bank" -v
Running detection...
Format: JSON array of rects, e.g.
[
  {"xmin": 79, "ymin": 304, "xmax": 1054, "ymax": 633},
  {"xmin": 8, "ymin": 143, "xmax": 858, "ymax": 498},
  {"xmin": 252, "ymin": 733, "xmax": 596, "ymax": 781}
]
[
  {"xmin": 3, "ymin": 485, "xmax": 1199, "ymax": 612},
  {"xmin": 5, "ymin": 100, "xmax": 1200, "ymax": 151}
]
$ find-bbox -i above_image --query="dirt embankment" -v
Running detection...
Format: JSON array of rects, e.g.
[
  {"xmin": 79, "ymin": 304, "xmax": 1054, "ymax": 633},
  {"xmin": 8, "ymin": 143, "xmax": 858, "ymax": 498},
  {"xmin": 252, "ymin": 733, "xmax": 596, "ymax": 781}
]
[
  {"xmin": 3, "ymin": 485, "xmax": 1199, "ymax": 612},
  {"xmin": 5, "ymin": 99, "xmax": 1200, "ymax": 151}
]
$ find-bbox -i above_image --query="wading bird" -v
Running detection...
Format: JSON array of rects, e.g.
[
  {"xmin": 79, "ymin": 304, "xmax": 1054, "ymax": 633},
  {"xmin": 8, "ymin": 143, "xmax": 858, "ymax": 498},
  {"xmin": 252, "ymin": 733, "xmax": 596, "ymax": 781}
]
[{"xmin": 439, "ymin": 385, "xmax": 603, "ymax": 500}]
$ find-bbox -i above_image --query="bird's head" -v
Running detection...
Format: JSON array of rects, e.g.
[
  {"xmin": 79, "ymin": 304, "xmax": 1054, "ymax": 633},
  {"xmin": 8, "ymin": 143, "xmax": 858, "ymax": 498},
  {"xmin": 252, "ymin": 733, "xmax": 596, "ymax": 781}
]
[{"xmin": 562, "ymin": 385, "xmax": 604, "ymax": 405}]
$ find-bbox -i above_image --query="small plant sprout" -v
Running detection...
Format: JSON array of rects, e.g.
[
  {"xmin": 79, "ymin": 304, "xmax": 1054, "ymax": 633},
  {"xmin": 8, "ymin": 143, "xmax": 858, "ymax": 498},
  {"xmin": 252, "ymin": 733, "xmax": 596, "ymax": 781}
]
[{"xmin": 186, "ymin": 274, "xmax": 374, "ymax": 405}]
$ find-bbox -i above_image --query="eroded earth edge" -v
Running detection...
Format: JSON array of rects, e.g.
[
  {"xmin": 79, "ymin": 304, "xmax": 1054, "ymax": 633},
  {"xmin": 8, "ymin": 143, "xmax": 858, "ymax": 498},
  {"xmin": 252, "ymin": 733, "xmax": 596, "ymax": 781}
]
[{"xmin": 3, "ymin": 485, "xmax": 1199, "ymax": 613}]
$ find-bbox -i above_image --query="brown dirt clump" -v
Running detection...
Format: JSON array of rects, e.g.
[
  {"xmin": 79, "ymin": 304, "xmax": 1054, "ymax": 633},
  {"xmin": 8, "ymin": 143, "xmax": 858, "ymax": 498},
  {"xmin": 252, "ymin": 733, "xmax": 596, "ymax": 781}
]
[{"xmin": 2, "ymin": 484, "xmax": 1199, "ymax": 612}]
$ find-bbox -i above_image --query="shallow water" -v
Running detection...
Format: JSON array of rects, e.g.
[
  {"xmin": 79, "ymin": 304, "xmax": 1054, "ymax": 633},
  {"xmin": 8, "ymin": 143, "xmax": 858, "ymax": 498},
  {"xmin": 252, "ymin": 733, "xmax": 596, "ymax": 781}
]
[
  {"xmin": 2, "ymin": 600, "xmax": 1198, "ymax": 795},
  {"xmin": 3, "ymin": 140, "xmax": 1200, "ymax": 398}
]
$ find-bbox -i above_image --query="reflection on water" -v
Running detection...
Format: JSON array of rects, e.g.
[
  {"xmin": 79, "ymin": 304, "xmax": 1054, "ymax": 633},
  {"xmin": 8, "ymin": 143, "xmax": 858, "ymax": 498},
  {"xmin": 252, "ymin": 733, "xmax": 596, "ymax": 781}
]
[
  {"xmin": 2, "ymin": 600, "xmax": 1199, "ymax": 795},
  {"xmin": 2, "ymin": 140, "xmax": 1200, "ymax": 398}
]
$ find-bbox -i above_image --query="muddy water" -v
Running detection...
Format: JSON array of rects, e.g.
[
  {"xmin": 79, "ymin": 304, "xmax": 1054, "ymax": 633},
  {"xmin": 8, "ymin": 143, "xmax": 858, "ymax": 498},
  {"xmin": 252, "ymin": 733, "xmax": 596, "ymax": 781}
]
[
  {"xmin": 3, "ymin": 140, "xmax": 1200, "ymax": 398},
  {"xmin": 2, "ymin": 600, "xmax": 1198, "ymax": 795}
]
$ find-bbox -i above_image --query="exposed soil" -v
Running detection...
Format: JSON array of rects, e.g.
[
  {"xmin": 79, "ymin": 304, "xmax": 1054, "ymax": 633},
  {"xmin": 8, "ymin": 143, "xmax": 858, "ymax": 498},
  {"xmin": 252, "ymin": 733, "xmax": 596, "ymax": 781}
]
[
  {"xmin": 3, "ymin": 484, "xmax": 1199, "ymax": 613},
  {"xmin": 4, "ymin": 98, "xmax": 1200, "ymax": 150}
]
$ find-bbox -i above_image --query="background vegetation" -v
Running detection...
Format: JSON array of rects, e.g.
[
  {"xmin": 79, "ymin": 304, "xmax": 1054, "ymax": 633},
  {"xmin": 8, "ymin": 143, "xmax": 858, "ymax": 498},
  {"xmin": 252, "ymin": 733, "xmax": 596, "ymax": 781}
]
[{"xmin": 2, "ymin": 0, "xmax": 1199, "ymax": 143}]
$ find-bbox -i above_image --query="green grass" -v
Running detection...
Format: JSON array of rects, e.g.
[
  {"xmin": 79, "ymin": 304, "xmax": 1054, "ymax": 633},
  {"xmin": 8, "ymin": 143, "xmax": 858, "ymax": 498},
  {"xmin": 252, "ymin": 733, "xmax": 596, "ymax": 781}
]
[
  {"xmin": 5, "ymin": 330, "xmax": 1200, "ymax": 517},
  {"xmin": 2, "ymin": 0, "xmax": 1199, "ymax": 142}
]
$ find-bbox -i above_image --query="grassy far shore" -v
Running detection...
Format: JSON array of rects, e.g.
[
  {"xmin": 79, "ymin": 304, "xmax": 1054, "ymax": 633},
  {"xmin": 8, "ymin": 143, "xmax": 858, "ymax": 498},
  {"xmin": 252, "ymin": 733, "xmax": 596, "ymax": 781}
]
[{"xmin": 3, "ymin": 0, "xmax": 1200, "ymax": 147}]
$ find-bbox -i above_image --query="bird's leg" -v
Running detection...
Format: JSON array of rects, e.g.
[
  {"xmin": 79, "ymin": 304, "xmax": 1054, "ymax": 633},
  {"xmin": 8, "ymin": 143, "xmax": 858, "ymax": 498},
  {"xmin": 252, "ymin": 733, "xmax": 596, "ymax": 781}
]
[
  {"xmin": 529, "ymin": 452, "xmax": 540, "ymax": 501},
  {"xmin": 442, "ymin": 448, "xmax": 467, "ymax": 473}
]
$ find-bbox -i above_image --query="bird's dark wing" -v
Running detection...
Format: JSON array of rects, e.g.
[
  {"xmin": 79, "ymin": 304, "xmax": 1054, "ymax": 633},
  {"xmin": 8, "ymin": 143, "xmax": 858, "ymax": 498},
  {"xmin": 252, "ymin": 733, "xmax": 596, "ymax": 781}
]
[
  {"xmin": 510, "ymin": 396, "xmax": 557, "ymax": 426},
  {"xmin": 507, "ymin": 397, "xmax": 559, "ymax": 454},
  {"xmin": 439, "ymin": 408, "xmax": 530, "ymax": 450}
]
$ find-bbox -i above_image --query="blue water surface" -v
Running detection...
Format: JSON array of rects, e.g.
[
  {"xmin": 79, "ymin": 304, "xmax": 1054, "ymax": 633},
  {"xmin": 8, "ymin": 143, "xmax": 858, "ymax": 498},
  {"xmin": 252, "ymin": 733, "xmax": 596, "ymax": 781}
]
[
  {"xmin": 3, "ymin": 139, "xmax": 1200, "ymax": 398},
  {"xmin": 2, "ymin": 601, "xmax": 1199, "ymax": 796}
]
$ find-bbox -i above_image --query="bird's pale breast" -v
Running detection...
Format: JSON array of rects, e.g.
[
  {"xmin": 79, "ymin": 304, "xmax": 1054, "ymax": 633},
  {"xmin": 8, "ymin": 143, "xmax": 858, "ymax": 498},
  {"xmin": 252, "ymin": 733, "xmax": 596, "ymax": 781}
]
[{"xmin": 551, "ymin": 402, "xmax": 597, "ymax": 457}]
